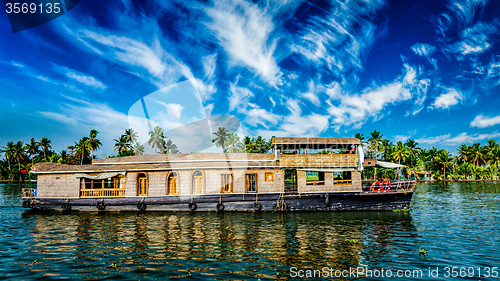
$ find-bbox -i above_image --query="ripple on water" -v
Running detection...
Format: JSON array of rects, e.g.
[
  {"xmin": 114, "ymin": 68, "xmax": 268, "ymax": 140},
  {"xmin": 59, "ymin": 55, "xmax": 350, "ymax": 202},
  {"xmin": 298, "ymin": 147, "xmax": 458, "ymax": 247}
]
[{"xmin": 0, "ymin": 182, "xmax": 499, "ymax": 280}]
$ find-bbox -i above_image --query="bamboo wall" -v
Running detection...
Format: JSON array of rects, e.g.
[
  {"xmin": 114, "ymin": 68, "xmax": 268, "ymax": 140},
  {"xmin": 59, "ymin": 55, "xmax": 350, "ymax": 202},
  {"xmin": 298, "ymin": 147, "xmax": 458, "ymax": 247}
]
[
  {"xmin": 37, "ymin": 174, "xmax": 80, "ymax": 198},
  {"xmin": 279, "ymin": 154, "xmax": 357, "ymax": 168}
]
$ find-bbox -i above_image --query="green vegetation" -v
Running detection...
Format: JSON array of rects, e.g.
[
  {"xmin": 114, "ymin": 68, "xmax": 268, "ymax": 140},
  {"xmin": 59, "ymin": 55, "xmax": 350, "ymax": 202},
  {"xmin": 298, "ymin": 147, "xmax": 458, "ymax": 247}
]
[
  {"xmin": 357, "ymin": 131, "xmax": 500, "ymax": 181},
  {"xmin": 418, "ymin": 247, "xmax": 428, "ymax": 255},
  {"xmin": 393, "ymin": 209, "xmax": 410, "ymax": 213},
  {"xmin": 1, "ymin": 127, "xmax": 498, "ymax": 181}
]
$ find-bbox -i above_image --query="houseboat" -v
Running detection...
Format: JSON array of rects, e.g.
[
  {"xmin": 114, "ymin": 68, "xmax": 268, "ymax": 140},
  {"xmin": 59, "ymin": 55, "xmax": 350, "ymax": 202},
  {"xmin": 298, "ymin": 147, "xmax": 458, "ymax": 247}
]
[{"xmin": 22, "ymin": 137, "xmax": 415, "ymax": 212}]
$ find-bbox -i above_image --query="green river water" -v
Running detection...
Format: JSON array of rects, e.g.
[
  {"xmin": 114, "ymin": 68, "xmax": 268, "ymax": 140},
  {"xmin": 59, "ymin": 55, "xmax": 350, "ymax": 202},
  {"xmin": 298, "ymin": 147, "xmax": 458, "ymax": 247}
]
[{"xmin": 0, "ymin": 182, "xmax": 498, "ymax": 280}]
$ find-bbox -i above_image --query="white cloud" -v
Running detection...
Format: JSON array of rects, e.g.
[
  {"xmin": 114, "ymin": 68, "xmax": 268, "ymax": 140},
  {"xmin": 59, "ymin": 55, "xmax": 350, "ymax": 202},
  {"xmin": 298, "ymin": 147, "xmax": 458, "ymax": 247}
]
[
  {"xmin": 202, "ymin": 53, "xmax": 217, "ymax": 80},
  {"xmin": 417, "ymin": 131, "xmax": 500, "ymax": 146},
  {"xmin": 411, "ymin": 43, "xmax": 436, "ymax": 57},
  {"xmin": 470, "ymin": 114, "xmax": 500, "ymax": 128},
  {"xmin": 431, "ymin": 86, "xmax": 463, "ymax": 109},
  {"xmin": 446, "ymin": 19, "xmax": 500, "ymax": 58},
  {"xmin": 205, "ymin": 0, "xmax": 281, "ymax": 86},
  {"xmin": 326, "ymin": 64, "xmax": 424, "ymax": 130},
  {"xmin": 53, "ymin": 65, "xmax": 106, "ymax": 89},
  {"xmin": 257, "ymin": 99, "xmax": 329, "ymax": 137},
  {"xmin": 290, "ymin": 0, "xmax": 385, "ymax": 83},
  {"xmin": 394, "ymin": 135, "xmax": 411, "ymax": 143}
]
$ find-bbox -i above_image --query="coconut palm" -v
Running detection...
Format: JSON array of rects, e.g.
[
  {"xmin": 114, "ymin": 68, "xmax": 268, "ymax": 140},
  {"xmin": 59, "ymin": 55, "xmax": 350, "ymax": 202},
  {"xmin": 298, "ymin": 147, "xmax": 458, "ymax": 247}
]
[
  {"xmin": 148, "ymin": 126, "xmax": 165, "ymax": 154},
  {"xmin": 487, "ymin": 146, "xmax": 500, "ymax": 167},
  {"xmin": 1, "ymin": 141, "xmax": 15, "ymax": 168},
  {"xmin": 114, "ymin": 135, "xmax": 131, "ymax": 156},
  {"xmin": 226, "ymin": 134, "xmax": 244, "ymax": 153},
  {"xmin": 24, "ymin": 138, "xmax": 39, "ymax": 166},
  {"xmin": 391, "ymin": 141, "xmax": 410, "ymax": 164},
  {"xmin": 124, "ymin": 128, "xmax": 139, "ymax": 144},
  {"xmin": 11, "ymin": 141, "xmax": 26, "ymax": 180},
  {"xmin": 456, "ymin": 144, "xmax": 470, "ymax": 164},
  {"xmin": 405, "ymin": 139, "xmax": 421, "ymax": 158},
  {"xmin": 75, "ymin": 137, "xmax": 90, "ymax": 165},
  {"xmin": 469, "ymin": 142, "xmax": 488, "ymax": 166},
  {"xmin": 57, "ymin": 150, "xmax": 68, "ymax": 164},
  {"xmin": 86, "ymin": 129, "xmax": 102, "ymax": 161},
  {"xmin": 436, "ymin": 150, "xmax": 453, "ymax": 180},
  {"xmin": 354, "ymin": 133, "xmax": 366, "ymax": 146},
  {"xmin": 212, "ymin": 127, "xmax": 229, "ymax": 152},
  {"xmin": 39, "ymin": 137, "xmax": 51, "ymax": 160},
  {"xmin": 132, "ymin": 142, "xmax": 145, "ymax": 155},
  {"xmin": 367, "ymin": 130, "xmax": 383, "ymax": 158},
  {"xmin": 163, "ymin": 139, "xmax": 178, "ymax": 154}
]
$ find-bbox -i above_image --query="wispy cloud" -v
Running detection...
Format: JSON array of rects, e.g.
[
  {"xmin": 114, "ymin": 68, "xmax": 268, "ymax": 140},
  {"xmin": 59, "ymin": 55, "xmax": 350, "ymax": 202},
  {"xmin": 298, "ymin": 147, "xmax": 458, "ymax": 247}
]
[
  {"xmin": 446, "ymin": 19, "xmax": 500, "ymax": 59},
  {"xmin": 411, "ymin": 43, "xmax": 436, "ymax": 57},
  {"xmin": 417, "ymin": 131, "xmax": 500, "ymax": 146},
  {"xmin": 470, "ymin": 114, "xmax": 500, "ymax": 128},
  {"xmin": 52, "ymin": 64, "xmax": 107, "ymax": 89},
  {"xmin": 326, "ymin": 64, "xmax": 425, "ymax": 130},
  {"xmin": 205, "ymin": 0, "xmax": 282, "ymax": 86},
  {"xmin": 430, "ymin": 85, "xmax": 463, "ymax": 109},
  {"xmin": 290, "ymin": 0, "xmax": 386, "ymax": 86}
]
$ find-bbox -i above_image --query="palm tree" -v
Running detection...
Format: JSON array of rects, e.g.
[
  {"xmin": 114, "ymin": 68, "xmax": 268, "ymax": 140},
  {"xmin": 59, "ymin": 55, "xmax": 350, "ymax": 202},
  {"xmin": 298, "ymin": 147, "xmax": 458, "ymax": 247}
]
[
  {"xmin": 1, "ymin": 141, "xmax": 15, "ymax": 168},
  {"xmin": 436, "ymin": 150, "xmax": 453, "ymax": 180},
  {"xmin": 456, "ymin": 144, "xmax": 470, "ymax": 164},
  {"xmin": 86, "ymin": 129, "xmax": 102, "ymax": 161},
  {"xmin": 11, "ymin": 141, "xmax": 26, "ymax": 180},
  {"xmin": 354, "ymin": 133, "xmax": 365, "ymax": 144},
  {"xmin": 132, "ymin": 142, "xmax": 145, "ymax": 155},
  {"xmin": 57, "ymin": 150, "xmax": 68, "ymax": 164},
  {"xmin": 75, "ymin": 137, "xmax": 90, "ymax": 165},
  {"xmin": 148, "ymin": 126, "xmax": 165, "ymax": 154},
  {"xmin": 487, "ymin": 146, "xmax": 500, "ymax": 167},
  {"xmin": 212, "ymin": 127, "xmax": 229, "ymax": 153},
  {"xmin": 124, "ymin": 128, "xmax": 138, "ymax": 143},
  {"xmin": 367, "ymin": 130, "xmax": 383, "ymax": 158},
  {"xmin": 380, "ymin": 139, "xmax": 393, "ymax": 160},
  {"xmin": 470, "ymin": 142, "xmax": 487, "ymax": 166},
  {"xmin": 163, "ymin": 139, "xmax": 177, "ymax": 154},
  {"xmin": 405, "ymin": 139, "xmax": 421, "ymax": 158},
  {"xmin": 114, "ymin": 135, "xmax": 131, "ymax": 156},
  {"xmin": 24, "ymin": 138, "xmax": 39, "ymax": 166},
  {"xmin": 391, "ymin": 141, "xmax": 410, "ymax": 164},
  {"xmin": 226, "ymin": 134, "xmax": 245, "ymax": 153},
  {"xmin": 39, "ymin": 137, "xmax": 51, "ymax": 160}
]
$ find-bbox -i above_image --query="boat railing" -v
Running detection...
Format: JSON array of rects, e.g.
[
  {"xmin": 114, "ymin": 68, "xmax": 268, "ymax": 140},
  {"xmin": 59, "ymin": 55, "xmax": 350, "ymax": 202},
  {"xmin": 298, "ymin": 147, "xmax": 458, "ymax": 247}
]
[
  {"xmin": 80, "ymin": 188, "xmax": 126, "ymax": 198},
  {"xmin": 361, "ymin": 180, "xmax": 415, "ymax": 193},
  {"xmin": 22, "ymin": 188, "xmax": 37, "ymax": 197}
]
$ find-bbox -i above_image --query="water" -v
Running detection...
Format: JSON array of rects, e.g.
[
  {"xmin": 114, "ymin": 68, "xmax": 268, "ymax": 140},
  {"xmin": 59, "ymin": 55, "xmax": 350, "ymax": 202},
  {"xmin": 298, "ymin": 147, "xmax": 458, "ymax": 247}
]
[{"xmin": 1, "ymin": 182, "xmax": 499, "ymax": 280}]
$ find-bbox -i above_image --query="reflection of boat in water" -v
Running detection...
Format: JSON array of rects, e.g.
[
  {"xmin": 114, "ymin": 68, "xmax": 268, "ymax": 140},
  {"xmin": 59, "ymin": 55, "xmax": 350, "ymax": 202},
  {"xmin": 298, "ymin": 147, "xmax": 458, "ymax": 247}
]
[{"xmin": 22, "ymin": 137, "xmax": 414, "ymax": 212}]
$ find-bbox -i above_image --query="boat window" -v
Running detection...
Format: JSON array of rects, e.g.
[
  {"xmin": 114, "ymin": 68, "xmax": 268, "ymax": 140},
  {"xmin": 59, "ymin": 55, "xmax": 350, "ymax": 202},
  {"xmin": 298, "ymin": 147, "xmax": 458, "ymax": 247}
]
[
  {"xmin": 245, "ymin": 174, "xmax": 257, "ymax": 192},
  {"xmin": 80, "ymin": 176, "xmax": 125, "ymax": 197},
  {"xmin": 333, "ymin": 171, "xmax": 352, "ymax": 184},
  {"xmin": 221, "ymin": 174, "xmax": 233, "ymax": 193},
  {"xmin": 137, "ymin": 173, "xmax": 148, "ymax": 196},
  {"xmin": 265, "ymin": 173, "xmax": 273, "ymax": 181},
  {"xmin": 306, "ymin": 172, "xmax": 325, "ymax": 185},
  {"xmin": 192, "ymin": 170, "xmax": 204, "ymax": 194},
  {"xmin": 168, "ymin": 172, "xmax": 179, "ymax": 195}
]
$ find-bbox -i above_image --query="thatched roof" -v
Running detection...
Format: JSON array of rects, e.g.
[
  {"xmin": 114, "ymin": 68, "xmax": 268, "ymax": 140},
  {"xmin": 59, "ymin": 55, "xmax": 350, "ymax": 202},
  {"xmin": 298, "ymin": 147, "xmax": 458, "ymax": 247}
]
[
  {"xmin": 32, "ymin": 153, "xmax": 278, "ymax": 174},
  {"xmin": 272, "ymin": 137, "xmax": 361, "ymax": 145}
]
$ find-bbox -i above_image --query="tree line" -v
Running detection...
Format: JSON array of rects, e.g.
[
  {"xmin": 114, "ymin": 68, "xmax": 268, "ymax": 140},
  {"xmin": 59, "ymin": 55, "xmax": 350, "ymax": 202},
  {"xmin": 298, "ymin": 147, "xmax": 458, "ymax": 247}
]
[
  {"xmin": 357, "ymin": 131, "xmax": 500, "ymax": 180},
  {"xmin": 1, "ymin": 127, "xmax": 498, "ymax": 181}
]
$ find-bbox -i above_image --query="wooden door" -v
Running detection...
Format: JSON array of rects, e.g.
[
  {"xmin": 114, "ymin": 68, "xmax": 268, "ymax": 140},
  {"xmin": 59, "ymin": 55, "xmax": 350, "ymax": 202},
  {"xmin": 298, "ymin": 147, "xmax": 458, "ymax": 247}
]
[
  {"xmin": 192, "ymin": 172, "xmax": 204, "ymax": 194},
  {"xmin": 138, "ymin": 175, "xmax": 147, "ymax": 196}
]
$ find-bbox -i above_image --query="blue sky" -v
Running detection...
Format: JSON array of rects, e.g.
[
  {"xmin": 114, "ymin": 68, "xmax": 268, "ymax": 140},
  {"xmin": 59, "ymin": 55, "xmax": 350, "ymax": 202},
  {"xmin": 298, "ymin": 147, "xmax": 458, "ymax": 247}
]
[{"xmin": 0, "ymin": 0, "xmax": 499, "ymax": 156}]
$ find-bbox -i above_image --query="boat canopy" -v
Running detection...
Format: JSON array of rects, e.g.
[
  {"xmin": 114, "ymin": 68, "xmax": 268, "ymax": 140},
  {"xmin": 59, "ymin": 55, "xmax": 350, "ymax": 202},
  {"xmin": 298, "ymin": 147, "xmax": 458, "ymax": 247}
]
[
  {"xmin": 272, "ymin": 137, "xmax": 361, "ymax": 150},
  {"xmin": 376, "ymin": 161, "xmax": 406, "ymax": 169},
  {"xmin": 75, "ymin": 172, "xmax": 126, "ymax": 180}
]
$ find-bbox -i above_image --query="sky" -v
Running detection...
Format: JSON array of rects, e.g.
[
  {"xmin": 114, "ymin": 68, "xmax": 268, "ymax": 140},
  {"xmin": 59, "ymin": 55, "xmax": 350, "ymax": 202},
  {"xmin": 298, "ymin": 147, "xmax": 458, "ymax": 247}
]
[{"xmin": 0, "ymin": 0, "xmax": 499, "ymax": 157}]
